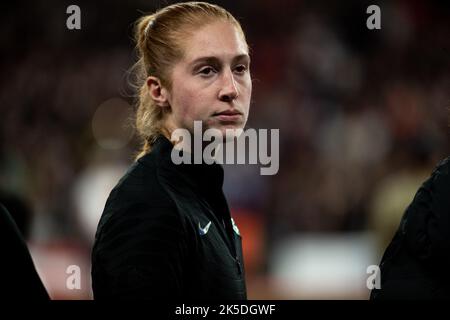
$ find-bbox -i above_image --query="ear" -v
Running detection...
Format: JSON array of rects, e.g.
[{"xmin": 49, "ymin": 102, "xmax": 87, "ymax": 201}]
[{"xmin": 146, "ymin": 76, "xmax": 170, "ymax": 108}]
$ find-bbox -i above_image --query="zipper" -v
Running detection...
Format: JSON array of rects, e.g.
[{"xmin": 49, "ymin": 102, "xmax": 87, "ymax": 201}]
[{"xmin": 236, "ymin": 257, "xmax": 242, "ymax": 275}]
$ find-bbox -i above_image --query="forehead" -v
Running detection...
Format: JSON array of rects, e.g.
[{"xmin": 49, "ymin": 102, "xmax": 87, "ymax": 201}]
[{"xmin": 181, "ymin": 21, "xmax": 248, "ymax": 63}]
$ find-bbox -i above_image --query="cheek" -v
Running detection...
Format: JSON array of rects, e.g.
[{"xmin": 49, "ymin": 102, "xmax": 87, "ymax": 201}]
[
  {"xmin": 172, "ymin": 85, "xmax": 194, "ymax": 118},
  {"xmin": 172, "ymin": 85, "xmax": 210, "ymax": 125},
  {"xmin": 241, "ymin": 78, "xmax": 252, "ymax": 113}
]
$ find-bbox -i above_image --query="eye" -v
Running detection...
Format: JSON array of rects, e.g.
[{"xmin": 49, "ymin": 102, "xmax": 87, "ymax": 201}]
[
  {"xmin": 198, "ymin": 66, "xmax": 216, "ymax": 76},
  {"xmin": 234, "ymin": 65, "xmax": 248, "ymax": 74}
]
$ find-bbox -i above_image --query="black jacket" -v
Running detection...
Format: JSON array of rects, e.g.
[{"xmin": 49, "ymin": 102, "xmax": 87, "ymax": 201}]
[
  {"xmin": 91, "ymin": 135, "xmax": 247, "ymax": 300},
  {"xmin": 371, "ymin": 157, "xmax": 450, "ymax": 299},
  {"xmin": 0, "ymin": 203, "xmax": 49, "ymax": 300}
]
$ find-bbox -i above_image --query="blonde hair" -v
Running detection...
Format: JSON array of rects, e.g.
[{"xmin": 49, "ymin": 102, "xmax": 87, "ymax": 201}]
[{"xmin": 132, "ymin": 1, "xmax": 248, "ymax": 159}]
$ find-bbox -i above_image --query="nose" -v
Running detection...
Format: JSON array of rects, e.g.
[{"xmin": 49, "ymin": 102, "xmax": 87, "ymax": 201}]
[{"xmin": 218, "ymin": 70, "xmax": 239, "ymax": 102}]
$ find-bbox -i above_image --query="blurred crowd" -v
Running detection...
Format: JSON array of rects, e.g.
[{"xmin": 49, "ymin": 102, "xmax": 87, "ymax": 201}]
[{"xmin": 1, "ymin": 0, "xmax": 449, "ymax": 299}]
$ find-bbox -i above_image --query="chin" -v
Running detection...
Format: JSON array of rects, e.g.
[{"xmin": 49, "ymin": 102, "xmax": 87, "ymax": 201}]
[
  {"xmin": 202, "ymin": 119, "xmax": 247, "ymax": 141},
  {"xmin": 218, "ymin": 124, "xmax": 245, "ymax": 141}
]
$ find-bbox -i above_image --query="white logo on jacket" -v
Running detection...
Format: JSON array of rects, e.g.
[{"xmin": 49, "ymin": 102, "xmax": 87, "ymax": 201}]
[{"xmin": 198, "ymin": 221, "xmax": 212, "ymax": 236}]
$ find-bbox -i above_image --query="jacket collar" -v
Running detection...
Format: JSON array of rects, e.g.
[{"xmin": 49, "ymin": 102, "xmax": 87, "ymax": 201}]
[
  {"xmin": 139, "ymin": 135, "xmax": 237, "ymax": 256},
  {"xmin": 142, "ymin": 134, "xmax": 225, "ymax": 193}
]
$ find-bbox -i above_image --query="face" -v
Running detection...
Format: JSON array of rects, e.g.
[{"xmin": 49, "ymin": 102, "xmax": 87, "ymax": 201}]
[{"xmin": 163, "ymin": 21, "xmax": 252, "ymax": 139}]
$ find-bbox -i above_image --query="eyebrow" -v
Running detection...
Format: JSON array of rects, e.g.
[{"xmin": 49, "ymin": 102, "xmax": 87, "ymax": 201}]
[{"xmin": 189, "ymin": 54, "xmax": 250, "ymax": 67}]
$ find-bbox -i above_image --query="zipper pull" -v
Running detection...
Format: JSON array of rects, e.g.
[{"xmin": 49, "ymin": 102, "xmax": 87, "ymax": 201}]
[{"xmin": 236, "ymin": 257, "xmax": 242, "ymax": 275}]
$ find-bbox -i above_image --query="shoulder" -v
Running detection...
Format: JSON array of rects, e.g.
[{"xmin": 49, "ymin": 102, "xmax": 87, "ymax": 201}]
[
  {"xmin": 409, "ymin": 156, "xmax": 450, "ymax": 217},
  {"xmin": 429, "ymin": 156, "xmax": 450, "ymax": 196},
  {"xmin": 95, "ymin": 152, "xmax": 180, "ymax": 237},
  {"xmin": 423, "ymin": 156, "xmax": 450, "ymax": 190},
  {"xmin": 411, "ymin": 157, "xmax": 450, "ymax": 200},
  {"xmin": 92, "ymin": 162, "xmax": 191, "ymax": 260},
  {"xmin": 107, "ymin": 153, "xmax": 173, "ymax": 208},
  {"xmin": 433, "ymin": 156, "xmax": 450, "ymax": 175}
]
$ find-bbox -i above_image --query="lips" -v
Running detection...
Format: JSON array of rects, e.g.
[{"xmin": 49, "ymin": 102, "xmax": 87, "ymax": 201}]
[
  {"xmin": 213, "ymin": 109, "xmax": 242, "ymax": 116},
  {"xmin": 213, "ymin": 109, "xmax": 243, "ymax": 122}
]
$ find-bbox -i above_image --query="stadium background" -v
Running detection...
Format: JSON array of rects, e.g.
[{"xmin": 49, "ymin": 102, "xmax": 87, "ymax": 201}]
[{"xmin": 1, "ymin": 0, "xmax": 449, "ymax": 299}]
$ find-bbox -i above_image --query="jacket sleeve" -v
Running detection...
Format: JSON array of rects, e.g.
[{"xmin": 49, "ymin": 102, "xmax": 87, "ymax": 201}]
[
  {"xmin": 403, "ymin": 159, "xmax": 450, "ymax": 267},
  {"xmin": 92, "ymin": 202, "xmax": 191, "ymax": 299}
]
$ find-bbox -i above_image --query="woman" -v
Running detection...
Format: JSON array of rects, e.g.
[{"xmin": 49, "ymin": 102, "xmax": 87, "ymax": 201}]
[
  {"xmin": 371, "ymin": 157, "xmax": 450, "ymax": 299},
  {"xmin": 91, "ymin": 2, "xmax": 252, "ymax": 299}
]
